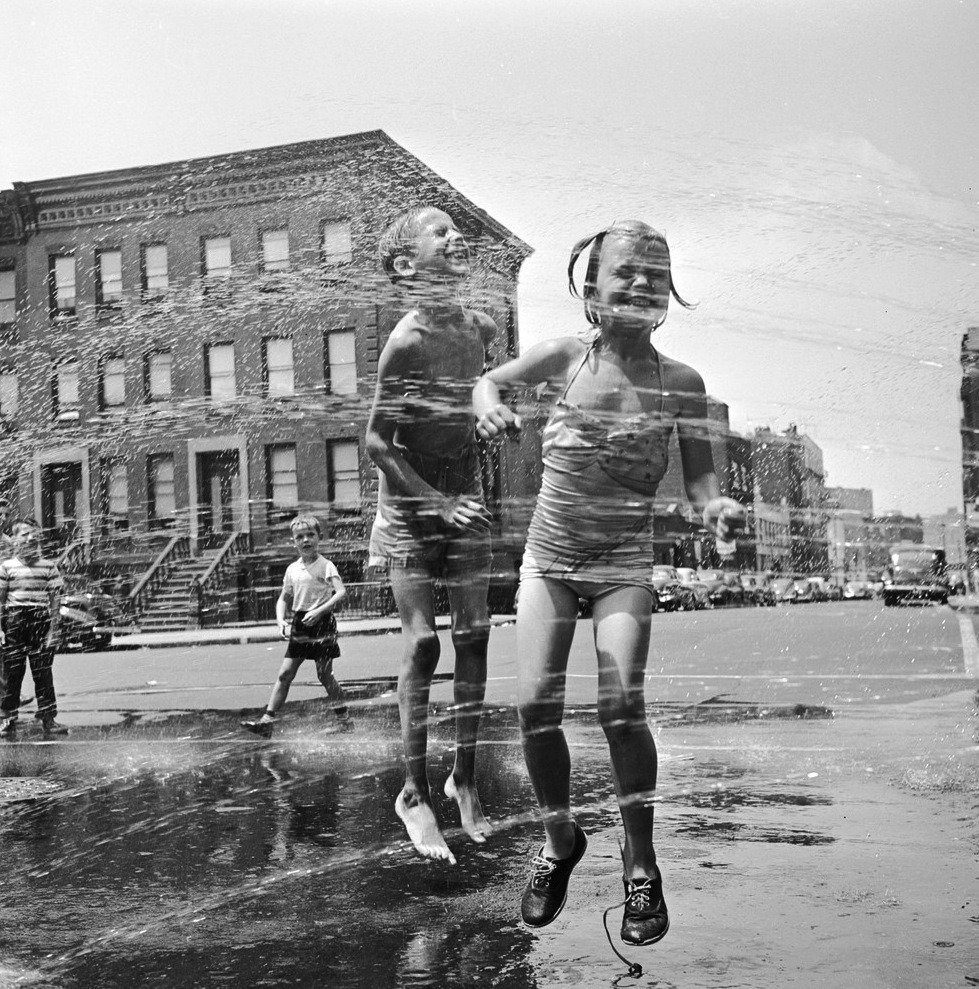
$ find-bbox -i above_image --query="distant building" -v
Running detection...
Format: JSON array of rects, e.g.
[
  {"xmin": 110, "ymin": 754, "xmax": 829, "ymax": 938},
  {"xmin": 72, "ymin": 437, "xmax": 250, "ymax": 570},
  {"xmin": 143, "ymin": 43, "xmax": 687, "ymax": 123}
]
[
  {"xmin": 960, "ymin": 327, "xmax": 979, "ymax": 572},
  {"xmin": 751, "ymin": 424, "xmax": 828, "ymax": 573},
  {"xmin": 922, "ymin": 510, "xmax": 967, "ymax": 569},
  {"xmin": 0, "ymin": 131, "xmax": 533, "ymax": 626},
  {"xmin": 825, "ymin": 487, "xmax": 875, "ymax": 578}
]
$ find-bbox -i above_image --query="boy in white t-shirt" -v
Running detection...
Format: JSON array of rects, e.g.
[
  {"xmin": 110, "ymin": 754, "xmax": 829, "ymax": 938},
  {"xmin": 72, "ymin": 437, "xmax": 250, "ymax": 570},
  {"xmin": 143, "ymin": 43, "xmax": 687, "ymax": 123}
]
[{"xmin": 241, "ymin": 514, "xmax": 353, "ymax": 738}]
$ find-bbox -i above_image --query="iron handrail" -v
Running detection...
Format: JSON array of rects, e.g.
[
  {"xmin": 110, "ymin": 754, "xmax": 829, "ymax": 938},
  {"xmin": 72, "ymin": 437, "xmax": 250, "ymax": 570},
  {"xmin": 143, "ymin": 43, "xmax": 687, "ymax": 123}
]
[{"xmin": 126, "ymin": 534, "xmax": 190, "ymax": 617}]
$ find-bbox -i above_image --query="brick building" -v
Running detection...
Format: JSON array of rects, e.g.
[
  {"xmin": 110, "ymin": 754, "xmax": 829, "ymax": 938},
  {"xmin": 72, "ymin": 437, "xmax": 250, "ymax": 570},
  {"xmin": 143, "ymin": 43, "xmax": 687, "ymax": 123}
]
[
  {"xmin": 960, "ymin": 327, "xmax": 979, "ymax": 573},
  {"xmin": 825, "ymin": 486, "xmax": 875, "ymax": 579},
  {"xmin": 0, "ymin": 131, "xmax": 534, "ymax": 627},
  {"xmin": 751, "ymin": 424, "xmax": 828, "ymax": 573}
]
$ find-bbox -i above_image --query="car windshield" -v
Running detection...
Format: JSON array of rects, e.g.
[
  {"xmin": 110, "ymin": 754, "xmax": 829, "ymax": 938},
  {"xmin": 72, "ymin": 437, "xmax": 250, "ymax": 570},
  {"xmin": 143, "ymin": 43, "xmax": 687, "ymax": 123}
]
[{"xmin": 891, "ymin": 550, "xmax": 941, "ymax": 571}]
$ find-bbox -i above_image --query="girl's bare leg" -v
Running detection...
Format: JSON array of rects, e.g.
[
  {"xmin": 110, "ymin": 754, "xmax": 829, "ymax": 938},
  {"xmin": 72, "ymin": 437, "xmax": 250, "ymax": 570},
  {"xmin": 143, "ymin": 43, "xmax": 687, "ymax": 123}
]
[
  {"xmin": 517, "ymin": 576, "xmax": 580, "ymax": 858},
  {"xmin": 592, "ymin": 585, "xmax": 658, "ymax": 880}
]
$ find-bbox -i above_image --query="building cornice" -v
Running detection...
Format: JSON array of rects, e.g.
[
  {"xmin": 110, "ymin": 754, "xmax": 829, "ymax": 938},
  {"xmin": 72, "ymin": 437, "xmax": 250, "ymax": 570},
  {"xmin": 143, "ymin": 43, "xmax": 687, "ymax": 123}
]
[
  {"xmin": 4, "ymin": 130, "xmax": 533, "ymax": 270},
  {"xmin": 0, "ymin": 186, "xmax": 37, "ymax": 244}
]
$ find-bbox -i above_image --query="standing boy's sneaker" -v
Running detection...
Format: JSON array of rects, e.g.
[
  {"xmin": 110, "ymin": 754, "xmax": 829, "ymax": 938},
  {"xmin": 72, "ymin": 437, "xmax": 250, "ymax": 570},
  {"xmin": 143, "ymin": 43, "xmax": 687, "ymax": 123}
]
[
  {"xmin": 241, "ymin": 715, "xmax": 275, "ymax": 739},
  {"xmin": 520, "ymin": 823, "xmax": 588, "ymax": 927},
  {"xmin": 0, "ymin": 717, "xmax": 18, "ymax": 738},
  {"xmin": 41, "ymin": 719, "xmax": 69, "ymax": 737},
  {"xmin": 335, "ymin": 709, "xmax": 354, "ymax": 732}
]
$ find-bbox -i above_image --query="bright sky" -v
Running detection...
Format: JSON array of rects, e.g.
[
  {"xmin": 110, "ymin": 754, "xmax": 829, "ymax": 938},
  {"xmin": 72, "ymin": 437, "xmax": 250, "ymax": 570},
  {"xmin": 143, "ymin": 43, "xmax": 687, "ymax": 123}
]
[{"xmin": 3, "ymin": 0, "xmax": 977, "ymax": 517}]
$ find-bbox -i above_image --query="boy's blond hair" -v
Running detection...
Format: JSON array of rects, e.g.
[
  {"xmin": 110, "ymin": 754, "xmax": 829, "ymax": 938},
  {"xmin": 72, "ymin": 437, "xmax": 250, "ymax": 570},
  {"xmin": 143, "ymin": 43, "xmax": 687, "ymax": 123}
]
[
  {"xmin": 289, "ymin": 514, "xmax": 322, "ymax": 538},
  {"xmin": 378, "ymin": 205, "xmax": 437, "ymax": 284}
]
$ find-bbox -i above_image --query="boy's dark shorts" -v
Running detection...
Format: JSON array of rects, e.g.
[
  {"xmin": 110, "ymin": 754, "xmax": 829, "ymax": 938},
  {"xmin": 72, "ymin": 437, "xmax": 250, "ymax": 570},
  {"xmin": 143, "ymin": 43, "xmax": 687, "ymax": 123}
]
[
  {"xmin": 285, "ymin": 611, "xmax": 340, "ymax": 662},
  {"xmin": 368, "ymin": 444, "xmax": 492, "ymax": 581}
]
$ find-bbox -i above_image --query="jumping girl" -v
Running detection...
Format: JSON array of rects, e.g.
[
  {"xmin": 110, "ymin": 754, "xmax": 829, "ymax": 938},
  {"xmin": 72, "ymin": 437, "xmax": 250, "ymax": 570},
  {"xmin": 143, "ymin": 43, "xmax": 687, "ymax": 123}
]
[{"xmin": 473, "ymin": 221, "xmax": 743, "ymax": 947}]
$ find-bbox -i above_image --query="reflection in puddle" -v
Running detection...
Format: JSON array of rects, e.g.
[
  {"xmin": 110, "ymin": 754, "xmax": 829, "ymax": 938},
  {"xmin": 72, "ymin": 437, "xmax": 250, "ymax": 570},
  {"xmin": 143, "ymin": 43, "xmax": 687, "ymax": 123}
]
[
  {"xmin": 673, "ymin": 817, "xmax": 836, "ymax": 846},
  {"xmin": 0, "ymin": 699, "xmax": 971, "ymax": 986}
]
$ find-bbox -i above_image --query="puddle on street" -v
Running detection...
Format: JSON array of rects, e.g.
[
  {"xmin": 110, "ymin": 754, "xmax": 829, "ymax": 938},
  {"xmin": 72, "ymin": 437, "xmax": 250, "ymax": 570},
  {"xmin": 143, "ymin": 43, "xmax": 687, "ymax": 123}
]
[{"xmin": 0, "ymin": 701, "xmax": 895, "ymax": 989}]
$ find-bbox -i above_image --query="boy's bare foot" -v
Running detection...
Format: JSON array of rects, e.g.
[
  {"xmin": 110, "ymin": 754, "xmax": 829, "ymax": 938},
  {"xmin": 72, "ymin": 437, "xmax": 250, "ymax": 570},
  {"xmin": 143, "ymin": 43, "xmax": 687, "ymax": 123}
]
[
  {"xmin": 444, "ymin": 776, "xmax": 491, "ymax": 843},
  {"xmin": 395, "ymin": 790, "xmax": 457, "ymax": 865}
]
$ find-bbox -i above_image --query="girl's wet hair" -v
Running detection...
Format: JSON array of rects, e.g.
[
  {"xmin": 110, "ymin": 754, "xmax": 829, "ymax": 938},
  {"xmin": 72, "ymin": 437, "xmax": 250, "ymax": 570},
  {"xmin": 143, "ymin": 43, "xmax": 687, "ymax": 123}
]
[{"xmin": 567, "ymin": 220, "xmax": 696, "ymax": 326}]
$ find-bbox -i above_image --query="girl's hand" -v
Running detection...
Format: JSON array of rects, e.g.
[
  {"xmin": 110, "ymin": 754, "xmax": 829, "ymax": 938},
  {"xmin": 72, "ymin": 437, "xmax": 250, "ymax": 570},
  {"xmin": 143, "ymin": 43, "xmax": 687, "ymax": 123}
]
[
  {"xmin": 703, "ymin": 497, "xmax": 746, "ymax": 542},
  {"xmin": 476, "ymin": 403, "xmax": 522, "ymax": 441},
  {"xmin": 301, "ymin": 608, "xmax": 326, "ymax": 626},
  {"xmin": 438, "ymin": 496, "xmax": 492, "ymax": 532},
  {"xmin": 278, "ymin": 618, "xmax": 290, "ymax": 638}
]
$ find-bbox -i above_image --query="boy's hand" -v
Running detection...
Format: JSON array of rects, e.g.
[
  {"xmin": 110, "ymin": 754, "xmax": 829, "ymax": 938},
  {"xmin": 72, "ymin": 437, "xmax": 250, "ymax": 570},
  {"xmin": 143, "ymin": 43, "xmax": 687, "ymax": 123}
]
[
  {"xmin": 476, "ymin": 404, "xmax": 522, "ymax": 441},
  {"xmin": 703, "ymin": 497, "xmax": 746, "ymax": 542},
  {"xmin": 301, "ymin": 608, "xmax": 325, "ymax": 626},
  {"xmin": 439, "ymin": 496, "xmax": 492, "ymax": 532},
  {"xmin": 277, "ymin": 618, "xmax": 290, "ymax": 638}
]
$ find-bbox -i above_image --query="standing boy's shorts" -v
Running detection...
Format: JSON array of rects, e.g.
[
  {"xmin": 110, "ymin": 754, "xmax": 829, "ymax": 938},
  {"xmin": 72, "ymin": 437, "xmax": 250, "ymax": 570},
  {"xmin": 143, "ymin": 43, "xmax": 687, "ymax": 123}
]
[
  {"xmin": 286, "ymin": 611, "xmax": 340, "ymax": 662},
  {"xmin": 368, "ymin": 444, "xmax": 492, "ymax": 583}
]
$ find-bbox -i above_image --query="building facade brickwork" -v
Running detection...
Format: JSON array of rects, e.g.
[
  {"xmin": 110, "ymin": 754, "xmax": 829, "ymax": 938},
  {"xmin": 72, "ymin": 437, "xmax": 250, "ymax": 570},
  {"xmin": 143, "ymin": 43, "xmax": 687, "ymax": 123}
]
[{"xmin": 0, "ymin": 132, "xmax": 534, "ymax": 620}]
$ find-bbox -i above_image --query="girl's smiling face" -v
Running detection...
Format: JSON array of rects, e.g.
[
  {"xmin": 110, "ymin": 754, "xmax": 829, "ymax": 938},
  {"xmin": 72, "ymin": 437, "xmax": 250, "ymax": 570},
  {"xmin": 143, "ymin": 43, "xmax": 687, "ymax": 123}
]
[{"xmin": 592, "ymin": 233, "xmax": 671, "ymax": 329}]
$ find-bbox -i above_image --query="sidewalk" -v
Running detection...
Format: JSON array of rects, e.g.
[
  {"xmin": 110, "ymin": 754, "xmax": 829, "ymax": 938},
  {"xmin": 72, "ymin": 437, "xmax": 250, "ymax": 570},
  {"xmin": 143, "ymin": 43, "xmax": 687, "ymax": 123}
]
[{"xmin": 108, "ymin": 614, "xmax": 515, "ymax": 649}]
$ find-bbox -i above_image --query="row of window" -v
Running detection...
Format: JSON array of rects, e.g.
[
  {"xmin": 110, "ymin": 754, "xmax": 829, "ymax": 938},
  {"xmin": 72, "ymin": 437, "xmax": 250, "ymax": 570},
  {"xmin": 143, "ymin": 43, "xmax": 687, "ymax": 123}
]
[
  {"xmin": 93, "ymin": 440, "xmax": 362, "ymax": 531},
  {"xmin": 0, "ymin": 220, "xmax": 353, "ymax": 322},
  {"xmin": 0, "ymin": 332, "xmax": 357, "ymax": 419}
]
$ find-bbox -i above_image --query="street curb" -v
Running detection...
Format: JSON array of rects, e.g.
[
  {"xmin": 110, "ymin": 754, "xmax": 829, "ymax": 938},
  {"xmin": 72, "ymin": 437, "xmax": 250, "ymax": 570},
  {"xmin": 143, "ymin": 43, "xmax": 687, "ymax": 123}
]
[{"xmin": 105, "ymin": 615, "xmax": 516, "ymax": 651}]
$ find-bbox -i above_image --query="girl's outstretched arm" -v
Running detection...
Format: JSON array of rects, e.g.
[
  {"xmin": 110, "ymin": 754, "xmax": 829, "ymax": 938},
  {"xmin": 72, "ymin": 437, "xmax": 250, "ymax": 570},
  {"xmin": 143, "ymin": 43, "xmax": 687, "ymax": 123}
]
[
  {"xmin": 474, "ymin": 337, "xmax": 580, "ymax": 440},
  {"xmin": 672, "ymin": 360, "xmax": 746, "ymax": 540}
]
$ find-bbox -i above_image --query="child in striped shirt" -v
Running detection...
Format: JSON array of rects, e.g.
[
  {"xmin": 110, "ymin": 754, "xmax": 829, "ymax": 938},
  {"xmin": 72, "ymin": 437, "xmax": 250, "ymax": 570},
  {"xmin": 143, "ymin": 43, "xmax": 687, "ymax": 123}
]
[{"xmin": 0, "ymin": 519, "xmax": 67, "ymax": 738}]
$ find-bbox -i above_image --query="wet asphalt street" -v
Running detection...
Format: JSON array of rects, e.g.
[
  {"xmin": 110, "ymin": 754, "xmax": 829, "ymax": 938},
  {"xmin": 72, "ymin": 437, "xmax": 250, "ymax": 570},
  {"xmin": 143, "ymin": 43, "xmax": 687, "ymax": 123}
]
[{"xmin": 0, "ymin": 601, "xmax": 977, "ymax": 988}]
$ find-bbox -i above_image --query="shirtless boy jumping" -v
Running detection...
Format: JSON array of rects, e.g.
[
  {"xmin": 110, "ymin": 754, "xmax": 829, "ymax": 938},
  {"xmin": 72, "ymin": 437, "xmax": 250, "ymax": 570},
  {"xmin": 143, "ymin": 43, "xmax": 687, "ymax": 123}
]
[{"xmin": 366, "ymin": 206, "xmax": 498, "ymax": 864}]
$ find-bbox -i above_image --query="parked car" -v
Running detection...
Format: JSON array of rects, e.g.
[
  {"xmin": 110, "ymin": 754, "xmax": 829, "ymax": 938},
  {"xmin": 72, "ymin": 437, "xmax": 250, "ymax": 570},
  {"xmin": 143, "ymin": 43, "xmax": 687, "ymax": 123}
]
[
  {"xmin": 793, "ymin": 577, "xmax": 822, "ymax": 603},
  {"xmin": 697, "ymin": 568, "xmax": 732, "ymax": 607},
  {"xmin": 809, "ymin": 576, "xmax": 843, "ymax": 601},
  {"xmin": 675, "ymin": 567, "xmax": 711, "ymax": 610},
  {"xmin": 58, "ymin": 588, "xmax": 127, "ymax": 652},
  {"xmin": 651, "ymin": 565, "xmax": 684, "ymax": 612},
  {"xmin": 739, "ymin": 572, "xmax": 777, "ymax": 607},
  {"xmin": 882, "ymin": 543, "xmax": 950, "ymax": 606},
  {"xmin": 697, "ymin": 569, "xmax": 746, "ymax": 607},
  {"xmin": 722, "ymin": 572, "xmax": 747, "ymax": 607},
  {"xmin": 772, "ymin": 577, "xmax": 798, "ymax": 604},
  {"xmin": 843, "ymin": 579, "xmax": 875, "ymax": 600}
]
